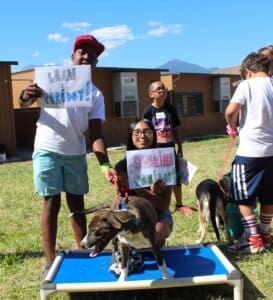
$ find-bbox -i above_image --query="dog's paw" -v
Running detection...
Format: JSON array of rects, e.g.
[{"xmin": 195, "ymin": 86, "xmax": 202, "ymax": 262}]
[
  {"xmin": 158, "ymin": 262, "xmax": 172, "ymax": 279},
  {"xmin": 162, "ymin": 271, "xmax": 172, "ymax": 279},
  {"xmin": 117, "ymin": 272, "xmax": 127, "ymax": 282}
]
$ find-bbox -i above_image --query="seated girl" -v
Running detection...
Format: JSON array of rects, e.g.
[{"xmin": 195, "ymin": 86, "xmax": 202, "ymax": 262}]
[{"xmin": 115, "ymin": 118, "xmax": 173, "ymax": 248}]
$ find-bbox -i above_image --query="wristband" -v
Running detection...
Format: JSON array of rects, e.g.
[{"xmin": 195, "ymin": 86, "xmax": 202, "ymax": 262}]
[
  {"xmin": 19, "ymin": 90, "xmax": 30, "ymax": 102},
  {"xmin": 100, "ymin": 162, "xmax": 112, "ymax": 173}
]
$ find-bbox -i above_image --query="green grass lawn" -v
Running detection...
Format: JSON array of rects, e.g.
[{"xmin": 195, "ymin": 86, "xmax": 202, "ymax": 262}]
[{"xmin": 0, "ymin": 136, "xmax": 272, "ymax": 299}]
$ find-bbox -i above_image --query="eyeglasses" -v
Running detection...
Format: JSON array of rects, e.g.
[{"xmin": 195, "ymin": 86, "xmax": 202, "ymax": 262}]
[
  {"xmin": 132, "ymin": 129, "xmax": 154, "ymax": 137},
  {"xmin": 151, "ymin": 87, "xmax": 168, "ymax": 93}
]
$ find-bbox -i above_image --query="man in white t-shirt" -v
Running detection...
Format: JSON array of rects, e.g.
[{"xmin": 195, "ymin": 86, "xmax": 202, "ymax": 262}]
[
  {"xmin": 19, "ymin": 34, "xmax": 117, "ymax": 277},
  {"xmin": 225, "ymin": 52, "xmax": 273, "ymax": 254}
]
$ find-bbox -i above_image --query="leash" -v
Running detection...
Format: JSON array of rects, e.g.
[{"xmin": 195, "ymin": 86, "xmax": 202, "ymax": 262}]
[
  {"xmin": 111, "ymin": 175, "xmax": 130, "ymax": 210},
  {"xmin": 217, "ymin": 136, "xmax": 236, "ymax": 193}
]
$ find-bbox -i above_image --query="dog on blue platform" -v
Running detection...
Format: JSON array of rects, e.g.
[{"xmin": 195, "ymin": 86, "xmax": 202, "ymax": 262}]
[
  {"xmin": 72, "ymin": 195, "xmax": 172, "ymax": 282},
  {"xmin": 195, "ymin": 174, "xmax": 231, "ymax": 243}
]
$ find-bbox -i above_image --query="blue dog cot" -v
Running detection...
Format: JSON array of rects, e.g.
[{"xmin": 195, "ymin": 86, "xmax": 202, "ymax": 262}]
[{"xmin": 40, "ymin": 244, "xmax": 243, "ymax": 300}]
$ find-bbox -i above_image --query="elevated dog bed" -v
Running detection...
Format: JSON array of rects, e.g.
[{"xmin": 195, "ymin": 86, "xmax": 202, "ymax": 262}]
[{"xmin": 40, "ymin": 244, "xmax": 243, "ymax": 300}]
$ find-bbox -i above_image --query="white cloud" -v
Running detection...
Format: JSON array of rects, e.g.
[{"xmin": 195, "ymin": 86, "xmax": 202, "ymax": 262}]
[
  {"xmin": 147, "ymin": 22, "xmax": 182, "ymax": 37},
  {"xmin": 148, "ymin": 21, "xmax": 162, "ymax": 27},
  {"xmin": 62, "ymin": 21, "xmax": 90, "ymax": 32},
  {"xmin": 91, "ymin": 25, "xmax": 135, "ymax": 50},
  {"xmin": 48, "ymin": 33, "xmax": 69, "ymax": 43},
  {"xmin": 32, "ymin": 51, "xmax": 40, "ymax": 57}
]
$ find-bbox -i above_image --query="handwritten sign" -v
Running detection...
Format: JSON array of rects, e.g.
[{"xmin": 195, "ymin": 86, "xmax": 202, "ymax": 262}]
[
  {"xmin": 126, "ymin": 147, "xmax": 176, "ymax": 189},
  {"xmin": 35, "ymin": 65, "xmax": 92, "ymax": 108}
]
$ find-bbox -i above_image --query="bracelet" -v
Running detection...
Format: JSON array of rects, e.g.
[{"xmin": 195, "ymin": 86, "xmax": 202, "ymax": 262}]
[
  {"xmin": 19, "ymin": 90, "xmax": 30, "ymax": 102},
  {"xmin": 100, "ymin": 162, "xmax": 112, "ymax": 173}
]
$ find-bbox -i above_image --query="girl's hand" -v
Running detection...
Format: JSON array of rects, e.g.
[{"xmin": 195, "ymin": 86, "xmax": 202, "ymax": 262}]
[{"xmin": 151, "ymin": 179, "xmax": 166, "ymax": 195}]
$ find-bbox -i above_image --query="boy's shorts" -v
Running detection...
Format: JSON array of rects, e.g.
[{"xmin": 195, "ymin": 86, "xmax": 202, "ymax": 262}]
[
  {"xmin": 231, "ymin": 155, "xmax": 273, "ymax": 205},
  {"xmin": 33, "ymin": 149, "xmax": 89, "ymax": 197},
  {"xmin": 157, "ymin": 210, "xmax": 173, "ymax": 228}
]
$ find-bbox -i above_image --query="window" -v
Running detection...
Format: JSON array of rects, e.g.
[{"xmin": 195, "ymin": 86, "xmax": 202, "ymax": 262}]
[
  {"xmin": 214, "ymin": 99, "xmax": 229, "ymax": 113},
  {"xmin": 213, "ymin": 77, "xmax": 231, "ymax": 113},
  {"xmin": 174, "ymin": 92, "xmax": 203, "ymax": 117},
  {"xmin": 114, "ymin": 96, "xmax": 138, "ymax": 117},
  {"xmin": 112, "ymin": 72, "xmax": 138, "ymax": 117}
]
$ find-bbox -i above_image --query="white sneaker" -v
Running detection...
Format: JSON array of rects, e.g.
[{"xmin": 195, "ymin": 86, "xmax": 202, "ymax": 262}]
[{"xmin": 227, "ymin": 233, "xmax": 265, "ymax": 254}]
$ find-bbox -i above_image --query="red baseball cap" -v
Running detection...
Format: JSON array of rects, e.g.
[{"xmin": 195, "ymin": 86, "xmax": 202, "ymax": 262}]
[{"xmin": 73, "ymin": 34, "xmax": 105, "ymax": 56}]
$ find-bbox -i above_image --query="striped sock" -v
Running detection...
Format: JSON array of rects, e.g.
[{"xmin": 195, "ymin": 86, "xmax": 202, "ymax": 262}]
[
  {"xmin": 259, "ymin": 213, "xmax": 273, "ymax": 232},
  {"xmin": 241, "ymin": 214, "xmax": 258, "ymax": 235}
]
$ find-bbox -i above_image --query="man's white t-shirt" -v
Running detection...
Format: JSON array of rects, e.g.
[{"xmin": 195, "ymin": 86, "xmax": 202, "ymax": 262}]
[
  {"xmin": 231, "ymin": 77, "xmax": 273, "ymax": 157},
  {"xmin": 34, "ymin": 85, "xmax": 105, "ymax": 155}
]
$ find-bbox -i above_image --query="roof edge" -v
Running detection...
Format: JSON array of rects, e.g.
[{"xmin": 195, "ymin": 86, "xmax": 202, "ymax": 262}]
[{"xmin": 0, "ymin": 61, "xmax": 18, "ymax": 65}]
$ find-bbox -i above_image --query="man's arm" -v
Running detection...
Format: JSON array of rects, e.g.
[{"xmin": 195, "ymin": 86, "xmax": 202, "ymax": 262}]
[
  {"xmin": 225, "ymin": 102, "xmax": 241, "ymax": 130},
  {"xmin": 89, "ymin": 119, "xmax": 117, "ymax": 181}
]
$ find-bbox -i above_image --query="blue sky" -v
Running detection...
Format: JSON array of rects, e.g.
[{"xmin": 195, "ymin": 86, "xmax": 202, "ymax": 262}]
[{"xmin": 2, "ymin": 0, "xmax": 273, "ymax": 72}]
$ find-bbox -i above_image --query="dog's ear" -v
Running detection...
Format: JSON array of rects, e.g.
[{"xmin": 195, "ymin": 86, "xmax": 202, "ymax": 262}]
[{"xmin": 109, "ymin": 211, "xmax": 133, "ymax": 229}]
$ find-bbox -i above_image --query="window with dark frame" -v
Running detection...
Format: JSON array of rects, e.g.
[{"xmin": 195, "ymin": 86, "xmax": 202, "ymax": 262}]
[
  {"xmin": 173, "ymin": 92, "xmax": 203, "ymax": 117},
  {"xmin": 112, "ymin": 72, "xmax": 138, "ymax": 118},
  {"xmin": 114, "ymin": 99, "xmax": 138, "ymax": 117}
]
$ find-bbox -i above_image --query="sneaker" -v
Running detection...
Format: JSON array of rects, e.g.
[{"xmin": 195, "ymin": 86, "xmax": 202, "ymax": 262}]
[
  {"xmin": 227, "ymin": 233, "xmax": 265, "ymax": 254},
  {"xmin": 260, "ymin": 230, "xmax": 272, "ymax": 248}
]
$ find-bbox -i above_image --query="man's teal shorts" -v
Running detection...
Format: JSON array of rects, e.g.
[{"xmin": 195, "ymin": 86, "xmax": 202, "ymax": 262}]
[{"xmin": 33, "ymin": 149, "xmax": 89, "ymax": 197}]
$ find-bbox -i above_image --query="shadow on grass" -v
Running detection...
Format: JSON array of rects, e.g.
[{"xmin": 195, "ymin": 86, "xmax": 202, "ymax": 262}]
[
  {"xmin": 218, "ymin": 245, "xmax": 266, "ymax": 300},
  {"xmin": 69, "ymin": 285, "xmax": 234, "ymax": 300},
  {"xmin": 0, "ymin": 251, "xmax": 44, "ymax": 265}
]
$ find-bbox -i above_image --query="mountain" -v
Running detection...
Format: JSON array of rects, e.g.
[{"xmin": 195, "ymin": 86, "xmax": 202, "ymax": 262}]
[
  {"xmin": 20, "ymin": 64, "xmax": 37, "ymax": 71},
  {"xmin": 158, "ymin": 59, "xmax": 218, "ymax": 74}
]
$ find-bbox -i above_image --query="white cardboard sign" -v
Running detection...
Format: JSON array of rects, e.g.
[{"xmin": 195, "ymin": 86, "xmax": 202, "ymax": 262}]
[
  {"xmin": 126, "ymin": 147, "xmax": 176, "ymax": 189},
  {"xmin": 35, "ymin": 65, "xmax": 92, "ymax": 108}
]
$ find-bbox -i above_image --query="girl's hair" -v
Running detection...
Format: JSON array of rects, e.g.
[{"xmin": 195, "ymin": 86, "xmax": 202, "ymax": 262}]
[
  {"xmin": 258, "ymin": 45, "xmax": 273, "ymax": 76},
  {"xmin": 126, "ymin": 118, "xmax": 157, "ymax": 150},
  {"xmin": 240, "ymin": 52, "xmax": 271, "ymax": 79},
  {"xmin": 258, "ymin": 45, "xmax": 273, "ymax": 61}
]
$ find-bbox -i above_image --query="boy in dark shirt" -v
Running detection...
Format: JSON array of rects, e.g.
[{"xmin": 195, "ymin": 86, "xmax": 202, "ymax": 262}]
[{"xmin": 143, "ymin": 80, "xmax": 193, "ymax": 215}]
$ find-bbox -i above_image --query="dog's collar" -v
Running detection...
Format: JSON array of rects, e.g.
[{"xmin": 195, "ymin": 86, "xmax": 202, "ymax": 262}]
[
  {"xmin": 132, "ymin": 217, "xmax": 141, "ymax": 226},
  {"xmin": 124, "ymin": 215, "xmax": 141, "ymax": 230},
  {"xmin": 118, "ymin": 197, "xmax": 128, "ymax": 211}
]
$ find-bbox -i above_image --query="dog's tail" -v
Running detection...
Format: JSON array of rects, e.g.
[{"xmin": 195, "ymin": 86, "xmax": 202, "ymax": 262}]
[
  {"xmin": 69, "ymin": 200, "xmax": 112, "ymax": 217},
  {"xmin": 208, "ymin": 190, "xmax": 221, "ymax": 241}
]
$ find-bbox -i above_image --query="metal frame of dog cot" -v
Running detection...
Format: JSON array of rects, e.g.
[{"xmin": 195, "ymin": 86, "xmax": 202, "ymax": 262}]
[{"xmin": 40, "ymin": 243, "xmax": 243, "ymax": 300}]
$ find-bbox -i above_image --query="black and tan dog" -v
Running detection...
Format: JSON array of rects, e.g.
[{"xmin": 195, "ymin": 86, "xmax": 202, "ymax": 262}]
[
  {"xmin": 72, "ymin": 195, "xmax": 172, "ymax": 282},
  {"xmin": 195, "ymin": 174, "xmax": 231, "ymax": 243}
]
